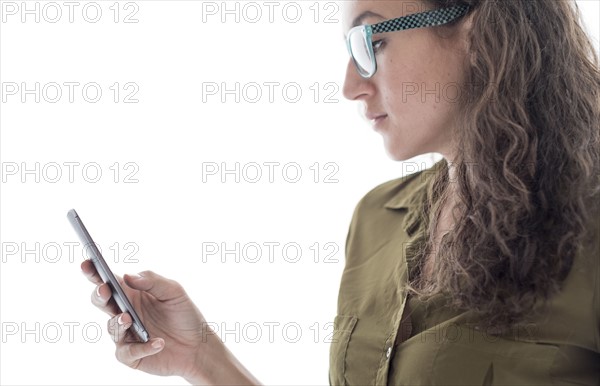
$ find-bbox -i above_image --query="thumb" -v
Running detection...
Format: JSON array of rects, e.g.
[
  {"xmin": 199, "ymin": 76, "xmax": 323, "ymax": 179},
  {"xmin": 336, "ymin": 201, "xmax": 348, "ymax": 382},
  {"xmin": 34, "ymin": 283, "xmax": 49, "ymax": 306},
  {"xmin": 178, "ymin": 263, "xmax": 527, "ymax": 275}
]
[{"xmin": 124, "ymin": 271, "xmax": 185, "ymax": 301}]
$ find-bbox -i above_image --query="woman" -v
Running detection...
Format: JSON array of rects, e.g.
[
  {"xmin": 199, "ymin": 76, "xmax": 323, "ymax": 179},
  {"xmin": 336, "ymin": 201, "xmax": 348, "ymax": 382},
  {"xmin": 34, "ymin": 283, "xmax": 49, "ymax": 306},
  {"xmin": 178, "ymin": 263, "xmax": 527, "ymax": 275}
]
[{"xmin": 81, "ymin": 0, "xmax": 600, "ymax": 384}]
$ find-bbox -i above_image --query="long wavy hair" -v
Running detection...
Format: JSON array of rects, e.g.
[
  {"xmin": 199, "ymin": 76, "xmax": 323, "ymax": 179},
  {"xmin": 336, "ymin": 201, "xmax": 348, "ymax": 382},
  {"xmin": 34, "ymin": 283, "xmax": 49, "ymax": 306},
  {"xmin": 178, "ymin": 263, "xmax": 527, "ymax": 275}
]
[{"xmin": 408, "ymin": 0, "xmax": 600, "ymax": 328}]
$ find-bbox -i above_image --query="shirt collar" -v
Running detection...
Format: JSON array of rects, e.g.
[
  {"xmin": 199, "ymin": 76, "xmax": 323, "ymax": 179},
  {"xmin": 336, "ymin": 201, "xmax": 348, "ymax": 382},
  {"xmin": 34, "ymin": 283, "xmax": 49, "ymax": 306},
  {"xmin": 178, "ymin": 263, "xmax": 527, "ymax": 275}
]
[
  {"xmin": 383, "ymin": 159, "xmax": 447, "ymax": 235},
  {"xmin": 382, "ymin": 177, "xmax": 430, "ymax": 210},
  {"xmin": 383, "ymin": 159, "xmax": 446, "ymax": 209}
]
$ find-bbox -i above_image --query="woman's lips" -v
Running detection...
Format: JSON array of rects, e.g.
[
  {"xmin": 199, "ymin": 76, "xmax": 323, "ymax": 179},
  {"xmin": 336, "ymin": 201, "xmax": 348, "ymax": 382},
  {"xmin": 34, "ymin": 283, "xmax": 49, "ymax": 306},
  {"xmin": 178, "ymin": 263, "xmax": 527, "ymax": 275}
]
[{"xmin": 369, "ymin": 114, "xmax": 388, "ymax": 129}]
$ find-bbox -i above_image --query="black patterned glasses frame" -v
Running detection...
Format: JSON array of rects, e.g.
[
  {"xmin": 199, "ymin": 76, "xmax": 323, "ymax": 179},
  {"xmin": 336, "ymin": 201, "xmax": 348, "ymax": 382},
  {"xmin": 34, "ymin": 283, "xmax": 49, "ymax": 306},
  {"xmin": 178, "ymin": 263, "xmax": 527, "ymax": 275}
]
[{"xmin": 346, "ymin": 4, "xmax": 471, "ymax": 78}]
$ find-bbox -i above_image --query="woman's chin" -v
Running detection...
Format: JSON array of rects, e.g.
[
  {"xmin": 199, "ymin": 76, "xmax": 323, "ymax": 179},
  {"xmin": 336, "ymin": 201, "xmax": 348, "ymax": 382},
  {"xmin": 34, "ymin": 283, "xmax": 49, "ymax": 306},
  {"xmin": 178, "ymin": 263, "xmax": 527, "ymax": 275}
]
[{"xmin": 382, "ymin": 141, "xmax": 414, "ymax": 162}]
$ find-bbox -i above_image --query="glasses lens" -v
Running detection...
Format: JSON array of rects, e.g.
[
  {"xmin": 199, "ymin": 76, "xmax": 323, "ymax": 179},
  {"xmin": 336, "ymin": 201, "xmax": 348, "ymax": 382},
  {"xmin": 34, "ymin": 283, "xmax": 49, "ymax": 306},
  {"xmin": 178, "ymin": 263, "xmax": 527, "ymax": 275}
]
[{"xmin": 348, "ymin": 27, "xmax": 373, "ymax": 77}]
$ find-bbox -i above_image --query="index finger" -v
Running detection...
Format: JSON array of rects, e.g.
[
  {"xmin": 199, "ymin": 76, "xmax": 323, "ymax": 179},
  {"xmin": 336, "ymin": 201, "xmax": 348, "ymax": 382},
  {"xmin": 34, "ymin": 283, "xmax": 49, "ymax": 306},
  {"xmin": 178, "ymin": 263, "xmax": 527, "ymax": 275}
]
[{"xmin": 81, "ymin": 259, "xmax": 103, "ymax": 285}]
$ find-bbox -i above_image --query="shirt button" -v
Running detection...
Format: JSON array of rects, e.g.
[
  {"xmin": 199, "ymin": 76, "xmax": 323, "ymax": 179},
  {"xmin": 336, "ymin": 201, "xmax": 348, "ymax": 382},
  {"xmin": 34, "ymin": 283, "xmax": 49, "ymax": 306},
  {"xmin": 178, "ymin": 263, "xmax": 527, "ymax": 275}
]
[{"xmin": 386, "ymin": 346, "xmax": 392, "ymax": 358}]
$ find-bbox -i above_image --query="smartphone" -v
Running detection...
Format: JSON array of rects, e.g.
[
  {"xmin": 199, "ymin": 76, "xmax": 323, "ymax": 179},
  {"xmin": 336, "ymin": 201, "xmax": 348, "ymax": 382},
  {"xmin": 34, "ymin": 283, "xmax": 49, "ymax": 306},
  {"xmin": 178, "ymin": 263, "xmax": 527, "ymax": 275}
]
[{"xmin": 67, "ymin": 209, "xmax": 150, "ymax": 343}]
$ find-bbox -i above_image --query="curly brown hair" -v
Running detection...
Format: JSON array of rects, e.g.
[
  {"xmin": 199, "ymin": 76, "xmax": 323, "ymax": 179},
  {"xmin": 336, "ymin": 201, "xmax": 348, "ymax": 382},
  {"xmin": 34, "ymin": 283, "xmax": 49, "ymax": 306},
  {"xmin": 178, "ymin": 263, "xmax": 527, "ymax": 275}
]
[{"xmin": 408, "ymin": 0, "xmax": 600, "ymax": 328}]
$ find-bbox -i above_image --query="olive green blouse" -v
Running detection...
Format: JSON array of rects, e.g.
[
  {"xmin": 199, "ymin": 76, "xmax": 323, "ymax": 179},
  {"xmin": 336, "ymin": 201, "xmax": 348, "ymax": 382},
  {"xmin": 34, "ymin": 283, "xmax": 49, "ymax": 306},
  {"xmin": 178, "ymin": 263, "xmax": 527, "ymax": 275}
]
[{"xmin": 329, "ymin": 160, "xmax": 600, "ymax": 385}]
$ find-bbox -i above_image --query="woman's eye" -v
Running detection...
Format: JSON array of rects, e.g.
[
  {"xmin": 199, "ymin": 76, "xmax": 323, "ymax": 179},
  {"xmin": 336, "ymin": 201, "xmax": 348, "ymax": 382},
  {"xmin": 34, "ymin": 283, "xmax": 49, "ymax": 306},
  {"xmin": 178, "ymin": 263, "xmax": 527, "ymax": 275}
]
[{"xmin": 372, "ymin": 39, "xmax": 385, "ymax": 54}]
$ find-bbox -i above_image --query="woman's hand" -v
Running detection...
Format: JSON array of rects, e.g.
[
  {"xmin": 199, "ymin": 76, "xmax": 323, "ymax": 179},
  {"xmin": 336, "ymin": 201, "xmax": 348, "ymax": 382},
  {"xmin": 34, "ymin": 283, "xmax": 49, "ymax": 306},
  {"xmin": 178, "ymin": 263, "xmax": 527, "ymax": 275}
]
[{"xmin": 81, "ymin": 260, "xmax": 260, "ymax": 385}]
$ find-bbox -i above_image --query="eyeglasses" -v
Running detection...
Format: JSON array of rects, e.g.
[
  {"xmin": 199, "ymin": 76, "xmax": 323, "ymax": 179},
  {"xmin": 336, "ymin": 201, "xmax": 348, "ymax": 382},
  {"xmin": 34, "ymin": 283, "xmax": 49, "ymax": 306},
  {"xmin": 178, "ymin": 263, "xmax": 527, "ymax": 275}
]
[{"xmin": 346, "ymin": 4, "xmax": 471, "ymax": 78}]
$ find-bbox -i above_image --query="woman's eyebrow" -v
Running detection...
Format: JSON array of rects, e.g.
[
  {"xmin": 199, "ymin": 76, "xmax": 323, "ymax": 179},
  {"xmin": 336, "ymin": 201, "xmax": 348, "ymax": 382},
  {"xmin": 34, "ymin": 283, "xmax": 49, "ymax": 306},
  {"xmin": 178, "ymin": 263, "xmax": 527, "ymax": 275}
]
[{"xmin": 352, "ymin": 10, "xmax": 385, "ymax": 27}]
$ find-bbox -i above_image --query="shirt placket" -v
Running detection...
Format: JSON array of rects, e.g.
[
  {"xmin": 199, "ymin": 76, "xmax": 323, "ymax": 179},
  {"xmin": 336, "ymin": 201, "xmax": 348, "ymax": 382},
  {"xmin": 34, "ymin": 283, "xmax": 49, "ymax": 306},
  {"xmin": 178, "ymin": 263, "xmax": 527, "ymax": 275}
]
[{"xmin": 374, "ymin": 205, "xmax": 426, "ymax": 384}]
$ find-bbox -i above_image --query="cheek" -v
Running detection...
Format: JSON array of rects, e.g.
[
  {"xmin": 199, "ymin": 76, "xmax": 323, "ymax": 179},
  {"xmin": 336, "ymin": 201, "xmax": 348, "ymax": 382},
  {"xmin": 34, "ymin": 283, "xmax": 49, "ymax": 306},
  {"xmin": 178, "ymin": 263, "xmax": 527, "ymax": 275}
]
[
  {"xmin": 378, "ymin": 59, "xmax": 432, "ymax": 108},
  {"xmin": 385, "ymin": 66, "xmax": 462, "ymax": 117},
  {"xmin": 376, "ymin": 38, "xmax": 465, "ymax": 127}
]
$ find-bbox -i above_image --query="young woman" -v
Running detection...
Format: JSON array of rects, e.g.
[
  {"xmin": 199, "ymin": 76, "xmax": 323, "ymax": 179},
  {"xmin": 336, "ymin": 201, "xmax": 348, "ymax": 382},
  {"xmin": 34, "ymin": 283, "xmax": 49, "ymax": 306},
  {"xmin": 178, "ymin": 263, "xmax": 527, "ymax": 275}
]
[{"xmin": 81, "ymin": 0, "xmax": 600, "ymax": 384}]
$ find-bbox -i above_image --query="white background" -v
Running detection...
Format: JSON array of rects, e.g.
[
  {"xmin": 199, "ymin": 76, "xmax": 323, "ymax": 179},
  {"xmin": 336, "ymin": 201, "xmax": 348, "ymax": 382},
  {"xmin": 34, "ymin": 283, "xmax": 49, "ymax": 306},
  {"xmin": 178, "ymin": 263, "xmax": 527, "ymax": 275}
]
[{"xmin": 0, "ymin": 1, "xmax": 598, "ymax": 385}]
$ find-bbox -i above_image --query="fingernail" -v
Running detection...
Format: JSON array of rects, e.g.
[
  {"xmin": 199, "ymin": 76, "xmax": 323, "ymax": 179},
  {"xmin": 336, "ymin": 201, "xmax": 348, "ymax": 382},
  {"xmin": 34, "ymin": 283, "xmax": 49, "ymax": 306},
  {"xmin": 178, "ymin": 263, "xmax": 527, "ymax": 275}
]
[
  {"xmin": 117, "ymin": 314, "xmax": 124, "ymax": 325},
  {"xmin": 151, "ymin": 339, "xmax": 163, "ymax": 349},
  {"xmin": 96, "ymin": 286, "xmax": 102, "ymax": 298},
  {"xmin": 129, "ymin": 273, "xmax": 142, "ymax": 279}
]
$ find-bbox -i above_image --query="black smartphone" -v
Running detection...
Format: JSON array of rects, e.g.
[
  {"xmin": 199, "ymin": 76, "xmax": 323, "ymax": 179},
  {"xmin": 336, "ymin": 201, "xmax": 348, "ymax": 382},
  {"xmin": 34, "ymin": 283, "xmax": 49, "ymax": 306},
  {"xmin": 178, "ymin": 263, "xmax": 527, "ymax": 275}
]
[{"xmin": 67, "ymin": 209, "xmax": 150, "ymax": 343}]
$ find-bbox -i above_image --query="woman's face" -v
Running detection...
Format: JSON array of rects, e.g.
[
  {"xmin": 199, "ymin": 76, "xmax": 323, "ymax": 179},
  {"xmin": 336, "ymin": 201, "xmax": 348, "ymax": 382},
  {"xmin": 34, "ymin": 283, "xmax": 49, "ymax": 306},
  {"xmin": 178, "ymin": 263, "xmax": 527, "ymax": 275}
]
[{"xmin": 342, "ymin": 0, "xmax": 471, "ymax": 162}]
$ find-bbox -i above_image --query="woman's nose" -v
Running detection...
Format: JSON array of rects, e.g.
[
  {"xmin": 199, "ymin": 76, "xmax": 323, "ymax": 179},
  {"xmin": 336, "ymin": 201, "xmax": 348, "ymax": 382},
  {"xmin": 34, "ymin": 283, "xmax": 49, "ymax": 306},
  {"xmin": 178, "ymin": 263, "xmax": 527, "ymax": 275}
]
[{"xmin": 343, "ymin": 59, "xmax": 374, "ymax": 101}]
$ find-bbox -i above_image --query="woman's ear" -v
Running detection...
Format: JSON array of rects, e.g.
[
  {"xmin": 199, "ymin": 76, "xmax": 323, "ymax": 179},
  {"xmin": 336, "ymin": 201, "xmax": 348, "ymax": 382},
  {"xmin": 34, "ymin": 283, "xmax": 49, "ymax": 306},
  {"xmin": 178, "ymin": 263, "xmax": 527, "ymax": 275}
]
[{"xmin": 459, "ymin": 11, "xmax": 476, "ymax": 66}]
